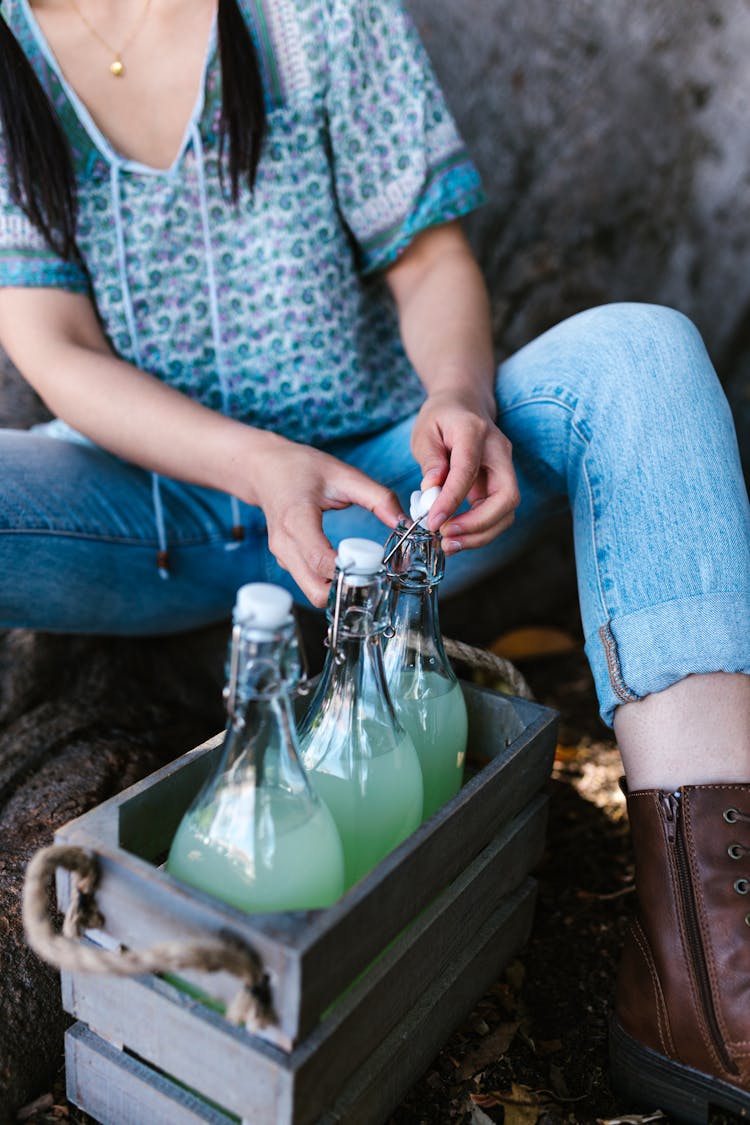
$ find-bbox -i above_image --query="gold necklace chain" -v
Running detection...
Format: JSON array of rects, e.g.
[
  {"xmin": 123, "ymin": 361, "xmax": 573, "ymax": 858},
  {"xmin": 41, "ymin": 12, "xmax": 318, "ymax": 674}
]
[{"xmin": 66, "ymin": 0, "xmax": 153, "ymax": 77}]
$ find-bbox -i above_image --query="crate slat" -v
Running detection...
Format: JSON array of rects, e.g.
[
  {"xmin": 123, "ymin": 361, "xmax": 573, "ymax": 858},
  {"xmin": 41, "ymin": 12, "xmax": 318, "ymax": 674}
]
[
  {"xmin": 62, "ymin": 797, "xmax": 547, "ymax": 1123},
  {"xmin": 65, "ymin": 1023, "xmax": 234, "ymax": 1125},
  {"xmin": 66, "ymin": 879, "xmax": 537, "ymax": 1125},
  {"xmin": 288, "ymin": 798, "xmax": 547, "ymax": 1120},
  {"xmin": 321, "ymin": 879, "xmax": 539, "ymax": 1125}
]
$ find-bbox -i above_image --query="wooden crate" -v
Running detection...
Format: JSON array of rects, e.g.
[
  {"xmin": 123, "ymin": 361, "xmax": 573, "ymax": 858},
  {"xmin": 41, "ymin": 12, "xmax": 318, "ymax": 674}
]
[{"xmin": 56, "ymin": 681, "xmax": 557, "ymax": 1125}]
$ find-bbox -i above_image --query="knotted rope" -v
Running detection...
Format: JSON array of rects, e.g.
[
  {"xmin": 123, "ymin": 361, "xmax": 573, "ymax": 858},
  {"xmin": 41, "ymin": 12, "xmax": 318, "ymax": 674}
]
[{"xmin": 22, "ymin": 843, "xmax": 274, "ymax": 1030}]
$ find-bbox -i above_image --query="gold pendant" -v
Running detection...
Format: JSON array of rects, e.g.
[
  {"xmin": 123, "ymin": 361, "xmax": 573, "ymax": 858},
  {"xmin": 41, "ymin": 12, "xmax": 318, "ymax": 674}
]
[{"xmin": 110, "ymin": 57, "xmax": 124, "ymax": 77}]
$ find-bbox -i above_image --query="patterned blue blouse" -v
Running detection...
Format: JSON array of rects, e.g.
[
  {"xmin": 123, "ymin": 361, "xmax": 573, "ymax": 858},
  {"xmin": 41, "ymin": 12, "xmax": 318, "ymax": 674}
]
[{"xmin": 0, "ymin": 0, "xmax": 484, "ymax": 446}]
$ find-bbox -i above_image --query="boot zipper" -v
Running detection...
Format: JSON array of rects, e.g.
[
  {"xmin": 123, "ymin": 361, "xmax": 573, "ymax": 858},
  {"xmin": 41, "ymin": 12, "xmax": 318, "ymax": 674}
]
[{"xmin": 660, "ymin": 791, "xmax": 738, "ymax": 1075}]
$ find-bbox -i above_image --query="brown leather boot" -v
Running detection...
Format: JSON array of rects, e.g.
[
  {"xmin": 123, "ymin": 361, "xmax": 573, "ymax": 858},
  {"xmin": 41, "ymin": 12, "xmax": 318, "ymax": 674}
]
[{"xmin": 610, "ymin": 783, "xmax": 750, "ymax": 1124}]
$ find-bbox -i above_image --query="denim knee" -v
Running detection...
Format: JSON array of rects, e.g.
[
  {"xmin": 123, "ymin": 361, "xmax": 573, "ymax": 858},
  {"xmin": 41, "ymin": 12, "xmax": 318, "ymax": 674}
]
[
  {"xmin": 570, "ymin": 303, "xmax": 720, "ymax": 410},
  {"xmin": 498, "ymin": 302, "xmax": 749, "ymax": 727}
]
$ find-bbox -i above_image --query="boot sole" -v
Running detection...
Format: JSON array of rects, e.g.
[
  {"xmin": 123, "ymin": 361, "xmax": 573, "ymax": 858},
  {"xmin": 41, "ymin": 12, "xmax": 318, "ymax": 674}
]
[{"xmin": 609, "ymin": 1017, "xmax": 750, "ymax": 1124}]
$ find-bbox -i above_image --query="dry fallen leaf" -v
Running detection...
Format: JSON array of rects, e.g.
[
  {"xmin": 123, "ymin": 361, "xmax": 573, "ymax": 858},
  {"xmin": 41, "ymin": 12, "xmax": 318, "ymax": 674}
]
[
  {"xmin": 548, "ymin": 1063, "xmax": 570, "ymax": 1099},
  {"xmin": 491, "ymin": 627, "xmax": 577, "ymax": 661},
  {"xmin": 505, "ymin": 959, "xmax": 526, "ymax": 993},
  {"xmin": 458, "ymin": 1021, "xmax": 520, "ymax": 1078},
  {"xmin": 502, "ymin": 1083, "xmax": 542, "ymax": 1125},
  {"xmin": 472, "ymin": 1083, "xmax": 541, "ymax": 1125},
  {"xmin": 554, "ymin": 743, "xmax": 585, "ymax": 763},
  {"xmin": 16, "ymin": 1093, "xmax": 54, "ymax": 1122}
]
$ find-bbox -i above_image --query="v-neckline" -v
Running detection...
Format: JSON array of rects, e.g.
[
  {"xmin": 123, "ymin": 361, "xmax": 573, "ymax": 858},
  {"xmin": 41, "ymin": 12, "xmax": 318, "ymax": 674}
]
[{"xmin": 18, "ymin": 0, "xmax": 218, "ymax": 176}]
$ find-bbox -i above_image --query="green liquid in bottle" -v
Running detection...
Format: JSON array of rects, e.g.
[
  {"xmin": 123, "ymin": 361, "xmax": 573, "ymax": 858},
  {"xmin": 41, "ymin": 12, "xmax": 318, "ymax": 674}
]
[
  {"xmin": 390, "ymin": 673, "xmax": 467, "ymax": 820},
  {"xmin": 308, "ymin": 727, "xmax": 423, "ymax": 889},
  {"xmin": 167, "ymin": 788, "xmax": 344, "ymax": 912}
]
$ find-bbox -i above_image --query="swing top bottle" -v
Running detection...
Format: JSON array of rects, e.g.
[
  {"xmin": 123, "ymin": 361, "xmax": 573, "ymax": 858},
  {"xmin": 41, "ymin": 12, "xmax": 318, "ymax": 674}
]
[
  {"xmin": 167, "ymin": 583, "xmax": 344, "ymax": 912},
  {"xmin": 298, "ymin": 538, "xmax": 423, "ymax": 889}
]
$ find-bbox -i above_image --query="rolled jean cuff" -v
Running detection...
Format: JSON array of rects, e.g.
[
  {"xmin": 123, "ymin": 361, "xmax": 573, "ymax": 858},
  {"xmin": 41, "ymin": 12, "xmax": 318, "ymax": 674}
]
[{"xmin": 585, "ymin": 590, "xmax": 750, "ymax": 728}]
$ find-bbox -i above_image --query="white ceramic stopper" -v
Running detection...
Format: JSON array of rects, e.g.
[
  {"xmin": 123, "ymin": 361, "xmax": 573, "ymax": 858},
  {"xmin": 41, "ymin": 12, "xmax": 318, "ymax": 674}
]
[
  {"xmin": 336, "ymin": 537, "xmax": 384, "ymax": 576},
  {"xmin": 234, "ymin": 583, "xmax": 293, "ymax": 629},
  {"xmin": 410, "ymin": 485, "xmax": 442, "ymax": 528}
]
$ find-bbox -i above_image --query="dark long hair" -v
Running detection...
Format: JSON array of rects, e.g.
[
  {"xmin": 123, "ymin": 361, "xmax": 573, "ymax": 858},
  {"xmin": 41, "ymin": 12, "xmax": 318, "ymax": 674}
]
[{"xmin": 0, "ymin": 0, "xmax": 267, "ymax": 260}]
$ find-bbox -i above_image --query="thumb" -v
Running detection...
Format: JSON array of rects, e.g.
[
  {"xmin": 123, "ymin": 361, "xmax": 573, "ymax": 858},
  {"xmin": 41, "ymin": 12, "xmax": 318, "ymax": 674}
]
[
  {"xmin": 420, "ymin": 463, "xmax": 448, "ymax": 491},
  {"xmin": 338, "ymin": 465, "xmax": 405, "ymax": 529},
  {"xmin": 411, "ymin": 427, "xmax": 449, "ymax": 490}
]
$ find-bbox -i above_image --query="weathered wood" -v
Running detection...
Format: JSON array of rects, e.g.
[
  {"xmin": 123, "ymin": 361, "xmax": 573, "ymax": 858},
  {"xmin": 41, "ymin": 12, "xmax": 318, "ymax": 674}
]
[
  {"xmin": 66, "ymin": 880, "xmax": 538, "ymax": 1125},
  {"xmin": 55, "ymin": 684, "xmax": 556, "ymax": 1044},
  {"xmin": 65, "ymin": 1024, "xmax": 232, "ymax": 1125},
  {"xmin": 61, "ymin": 797, "xmax": 548, "ymax": 1124},
  {"xmin": 290, "ymin": 800, "xmax": 547, "ymax": 1122},
  {"xmin": 321, "ymin": 880, "xmax": 539, "ymax": 1125}
]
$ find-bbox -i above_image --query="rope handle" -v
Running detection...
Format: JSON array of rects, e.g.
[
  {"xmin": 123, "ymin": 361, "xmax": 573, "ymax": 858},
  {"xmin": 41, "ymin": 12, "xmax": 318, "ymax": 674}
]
[
  {"xmin": 442, "ymin": 636, "xmax": 533, "ymax": 700},
  {"xmin": 22, "ymin": 844, "xmax": 275, "ymax": 1031}
]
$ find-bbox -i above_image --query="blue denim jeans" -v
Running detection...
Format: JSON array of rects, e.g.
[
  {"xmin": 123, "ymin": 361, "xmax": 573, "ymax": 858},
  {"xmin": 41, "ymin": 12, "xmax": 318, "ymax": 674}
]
[{"xmin": 1, "ymin": 303, "xmax": 748, "ymax": 726}]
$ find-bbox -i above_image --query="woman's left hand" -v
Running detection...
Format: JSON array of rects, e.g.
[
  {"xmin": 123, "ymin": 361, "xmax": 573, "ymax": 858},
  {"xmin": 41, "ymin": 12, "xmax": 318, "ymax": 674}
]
[
  {"xmin": 410, "ymin": 389, "xmax": 520, "ymax": 554},
  {"xmin": 383, "ymin": 221, "xmax": 519, "ymax": 553}
]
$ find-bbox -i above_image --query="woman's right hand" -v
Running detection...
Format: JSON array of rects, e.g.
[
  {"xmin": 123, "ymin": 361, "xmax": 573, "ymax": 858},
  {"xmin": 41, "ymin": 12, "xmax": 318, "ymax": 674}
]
[
  {"xmin": 0, "ymin": 290, "xmax": 402, "ymax": 607},
  {"xmin": 247, "ymin": 434, "xmax": 405, "ymax": 607}
]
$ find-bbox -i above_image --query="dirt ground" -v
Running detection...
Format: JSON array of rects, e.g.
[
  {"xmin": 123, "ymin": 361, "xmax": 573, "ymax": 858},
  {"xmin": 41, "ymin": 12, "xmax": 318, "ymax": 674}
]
[{"xmin": 15, "ymin": 632, "xmax": 738, "ymax": 1125}]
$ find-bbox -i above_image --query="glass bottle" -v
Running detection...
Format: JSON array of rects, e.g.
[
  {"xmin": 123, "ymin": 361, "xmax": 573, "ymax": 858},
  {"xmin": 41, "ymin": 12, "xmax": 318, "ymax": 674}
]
[
  {"xmin": 298, "ymin": 538, "xmax": 423, "ymax": 889},
  {"xmin": 167, "ymin": 583, "xmax": 345, "ymax": 912},
  {"xmin": 383, "ymin": 490, "xmax": 468, "ymax": 821}
]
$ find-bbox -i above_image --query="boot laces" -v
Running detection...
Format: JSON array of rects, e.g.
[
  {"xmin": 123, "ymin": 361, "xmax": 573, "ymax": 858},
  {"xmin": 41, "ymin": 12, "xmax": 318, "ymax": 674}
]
[{"xmin": 723, "ymin": 807, "xmax": 750, "ymax": 924}]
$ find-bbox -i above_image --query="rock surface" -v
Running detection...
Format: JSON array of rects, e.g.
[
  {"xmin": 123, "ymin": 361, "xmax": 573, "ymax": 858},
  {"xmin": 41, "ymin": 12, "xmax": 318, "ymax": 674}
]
[
  {"xmin": 411, "ymin": 0, "xmax": 750, "ymax": 375},
  {"xmin": 2, "ymin": 0, "xmax": 750, "ymax": 1115}
]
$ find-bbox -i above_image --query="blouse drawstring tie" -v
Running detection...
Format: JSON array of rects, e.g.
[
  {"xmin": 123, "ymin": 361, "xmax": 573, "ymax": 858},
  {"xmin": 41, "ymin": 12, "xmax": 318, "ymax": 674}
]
[
  {"xmin": 110, "ymin": 140, "xmax": 245, "ymax": 579},
  {"xmin": 191, "ymin": 124, "xmax": 245, "ymax": 548},
  {"xmin": 110, "ymin": 161, "xmax": 171, "ymax": 578}
]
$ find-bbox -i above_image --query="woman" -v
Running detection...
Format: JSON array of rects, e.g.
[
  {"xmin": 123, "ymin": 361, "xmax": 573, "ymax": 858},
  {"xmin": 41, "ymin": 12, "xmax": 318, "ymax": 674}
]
[{"xmin": 0, "ymin": 0, "xmax": 748, "ymax": 1117}]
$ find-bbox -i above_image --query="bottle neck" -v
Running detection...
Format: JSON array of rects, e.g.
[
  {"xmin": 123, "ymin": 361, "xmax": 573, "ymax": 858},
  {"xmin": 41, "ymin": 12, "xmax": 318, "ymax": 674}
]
[
  {"xmin": 222, "ymin": 620, "xmax": 308, "ymax": 794},
  {"xmin": 384, "ymin": 521, "xmax": 445, "ymax": 583},
  {"xmin": 302, "ymin": 569, "xmax": 399, "ymax": 737},
  {"xmin": 391, "ymin": 578, "xmax": 440, "ymax": 640},
  {"xmin": 386, "ymin": 575, "xmax": 454, "ymax": 678},
  {"xmin": 325, "ymin": 566, "xmax": 392, "ymax": 653},
  {"xmin": 225, "ymin": 621, "xmax": 300, "ymax": 713},
  {"xmin": 383, "ymin": 521, "xmax": 454, "ymax": 671}
]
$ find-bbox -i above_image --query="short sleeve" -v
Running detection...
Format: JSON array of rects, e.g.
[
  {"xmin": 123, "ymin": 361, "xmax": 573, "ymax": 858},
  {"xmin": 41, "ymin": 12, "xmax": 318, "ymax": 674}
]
[
  {"xmin": 325, "ymin": 0, "xmax": 485, "ymax": 275},
  {"xmin": 0, "ymin": 162, "xmax": 88, "ymax": 292}
]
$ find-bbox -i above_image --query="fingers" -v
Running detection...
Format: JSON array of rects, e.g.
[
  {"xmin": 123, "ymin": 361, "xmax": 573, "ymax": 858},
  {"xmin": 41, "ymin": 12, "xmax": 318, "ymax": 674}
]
[
  {"xmin": 411, "ymin": 426, "xmax": 449, "ymax": 492},
  {"xmin": 443, "ymin": 465, "xmax": 520, "ymax": 540},
  {"xmin": 267, "ymin": 501, "xmax": 337, "ymax": 608},
  {"xmin": 426, "ymin": 425, "xmax": 485, "ymax": 529},
  {"xmin": 420, "ymin": 461, "xmax": 449, "ymax": 491},
  {"xmin": 326, "ymin": 464, "xmax": 405, "ymax": 530},
  {"xmin": 428, "ymin": 427, "xmax": 520, "ymax": 549},
  {"xmin": 442, "ymin": 509, "xmax": 517, "ymax": 554},
  {"xmin": 266, "ymin": 461, "xmax": 405, "ymax": 607}
]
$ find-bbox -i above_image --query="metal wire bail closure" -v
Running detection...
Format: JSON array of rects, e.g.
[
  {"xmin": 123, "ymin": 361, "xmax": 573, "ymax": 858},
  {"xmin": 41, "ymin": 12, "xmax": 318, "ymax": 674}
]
[
  {"xmin": 223, "ymin": 622, "xmax": 243, "ymax": 718},
  {"xmin": 382, "ymin": 514, "xmax": 422, "ymax": 567},
  {"xmin": 326, "ymin": 564, "xmax": 350, "ymax": 665},
  {"xmin": 294, "ymin": 617, "xmax": 313, "ymax": 695}
]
